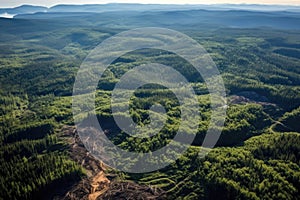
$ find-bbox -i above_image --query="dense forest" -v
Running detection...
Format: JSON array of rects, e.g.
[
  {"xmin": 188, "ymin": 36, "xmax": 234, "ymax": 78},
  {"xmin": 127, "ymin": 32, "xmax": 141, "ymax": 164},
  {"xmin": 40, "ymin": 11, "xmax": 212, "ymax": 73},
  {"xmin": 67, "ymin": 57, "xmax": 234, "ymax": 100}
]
[{"xmin": 0, "ymin": 5, "xmax": 300, "ymax": 200}]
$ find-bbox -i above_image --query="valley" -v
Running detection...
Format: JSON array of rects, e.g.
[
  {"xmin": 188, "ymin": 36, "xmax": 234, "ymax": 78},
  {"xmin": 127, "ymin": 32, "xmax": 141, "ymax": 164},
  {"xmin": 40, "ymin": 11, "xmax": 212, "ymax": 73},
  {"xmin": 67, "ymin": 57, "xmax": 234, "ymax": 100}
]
[{"xmin": 0, "ymin": 4, "xmax": 299, "ymax": 199}]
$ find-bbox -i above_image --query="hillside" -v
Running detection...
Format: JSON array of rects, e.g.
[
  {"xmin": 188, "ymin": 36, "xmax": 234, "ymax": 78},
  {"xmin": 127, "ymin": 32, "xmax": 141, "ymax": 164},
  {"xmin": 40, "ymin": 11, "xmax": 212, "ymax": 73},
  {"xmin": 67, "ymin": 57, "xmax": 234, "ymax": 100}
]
[{"xmin": 0, "ymin": 4, "xmax": 299, "ymax": 200}]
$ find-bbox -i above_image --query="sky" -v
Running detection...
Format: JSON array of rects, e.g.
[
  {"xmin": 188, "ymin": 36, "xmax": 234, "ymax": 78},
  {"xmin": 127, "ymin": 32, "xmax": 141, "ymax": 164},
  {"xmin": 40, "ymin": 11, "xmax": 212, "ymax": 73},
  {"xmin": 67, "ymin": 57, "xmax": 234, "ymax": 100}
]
[{"xmin": 1, "ymin": 0, "xmax": 300, "ymax": 8}]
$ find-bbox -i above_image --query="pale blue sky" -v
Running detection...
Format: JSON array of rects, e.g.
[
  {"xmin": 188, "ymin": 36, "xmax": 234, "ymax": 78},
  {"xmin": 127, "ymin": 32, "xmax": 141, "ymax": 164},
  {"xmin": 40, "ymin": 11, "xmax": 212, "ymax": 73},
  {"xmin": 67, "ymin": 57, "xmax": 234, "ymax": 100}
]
[{"xmin": 1, "ymin": 0, "xmax": 299, "ymax": 8}]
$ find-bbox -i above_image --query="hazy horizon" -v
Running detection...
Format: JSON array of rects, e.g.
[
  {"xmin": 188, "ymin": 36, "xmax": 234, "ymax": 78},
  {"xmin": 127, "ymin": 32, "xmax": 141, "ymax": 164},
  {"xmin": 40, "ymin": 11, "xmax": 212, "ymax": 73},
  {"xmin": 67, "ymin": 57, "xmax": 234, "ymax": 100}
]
[{"xmin": 1, "ymin": 1, "xmax": 300, "ymax": 8}]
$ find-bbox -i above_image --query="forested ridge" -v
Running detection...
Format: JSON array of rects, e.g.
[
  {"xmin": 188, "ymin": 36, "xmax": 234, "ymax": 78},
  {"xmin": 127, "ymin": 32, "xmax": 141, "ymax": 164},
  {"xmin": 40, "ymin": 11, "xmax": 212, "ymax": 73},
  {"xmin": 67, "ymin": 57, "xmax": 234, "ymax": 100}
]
[{"xmin": 0, "ymin": 8, "xmax": 299, "ymax": 199}]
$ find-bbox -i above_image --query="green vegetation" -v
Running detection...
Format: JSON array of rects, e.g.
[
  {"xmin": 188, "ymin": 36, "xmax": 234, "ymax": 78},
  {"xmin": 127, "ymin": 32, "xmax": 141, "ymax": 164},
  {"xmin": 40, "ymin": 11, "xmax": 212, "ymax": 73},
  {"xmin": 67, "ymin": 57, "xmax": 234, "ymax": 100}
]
[
  {"xmin": 274, "ymin": 107, "xmax": 300, "ymax": 132},
  {"xmin": 124, "ymin": 133, "xmax": 300, "ymax": 200},
  {"xmin": 0, "ymin": 93, "xmax": 84, "ymax": 199},
  {"xmin": 0, "ymin": 11, "xmax": 299, "ymax": 199}
]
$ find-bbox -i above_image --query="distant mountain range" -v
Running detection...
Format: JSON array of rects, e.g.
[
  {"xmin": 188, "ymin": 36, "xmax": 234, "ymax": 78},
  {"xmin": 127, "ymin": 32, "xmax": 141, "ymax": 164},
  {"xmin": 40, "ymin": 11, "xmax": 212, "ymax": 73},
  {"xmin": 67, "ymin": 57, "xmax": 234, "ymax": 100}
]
[
  {"xmin": 1, "ymin": 4, "xmax": 300, "ymax": 30},
  {"xmin": 0, "ymin": 5, "xmax": 47, "ymax": 15},
  {"xmin": 1, "ymin": 3, "xmax": 300, "ymax": 17}
]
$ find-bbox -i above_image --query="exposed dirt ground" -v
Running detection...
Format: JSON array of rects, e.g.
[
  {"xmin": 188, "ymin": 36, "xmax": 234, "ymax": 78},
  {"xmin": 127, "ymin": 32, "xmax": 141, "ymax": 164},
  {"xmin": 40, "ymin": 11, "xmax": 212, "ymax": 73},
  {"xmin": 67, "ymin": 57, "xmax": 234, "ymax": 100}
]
[{"xmin": 59, "ymin": 125, "xmax": 165, "ymax": 200}]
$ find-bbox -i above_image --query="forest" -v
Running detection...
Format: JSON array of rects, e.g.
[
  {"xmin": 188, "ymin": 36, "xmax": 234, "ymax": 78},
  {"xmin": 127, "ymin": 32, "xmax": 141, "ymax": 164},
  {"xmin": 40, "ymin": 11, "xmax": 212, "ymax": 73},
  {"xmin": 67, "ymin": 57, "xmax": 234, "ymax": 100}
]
[{"xmin": 0, "ymin": 4, "xmax": 300, "ymax": 200}]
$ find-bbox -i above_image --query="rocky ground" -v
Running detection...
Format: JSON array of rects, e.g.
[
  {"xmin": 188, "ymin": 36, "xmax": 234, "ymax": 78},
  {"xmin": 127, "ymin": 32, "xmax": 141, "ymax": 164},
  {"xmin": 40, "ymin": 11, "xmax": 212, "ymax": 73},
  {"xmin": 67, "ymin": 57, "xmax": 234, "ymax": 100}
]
[{"xmin": 59, "ymin": 125, "xmax": 165, "ymax": 200}]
